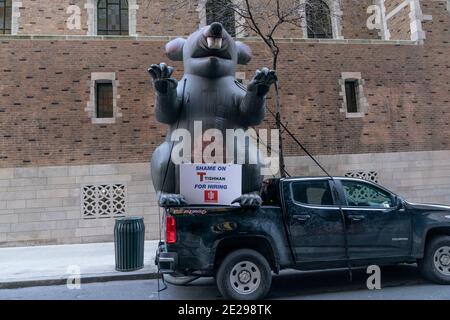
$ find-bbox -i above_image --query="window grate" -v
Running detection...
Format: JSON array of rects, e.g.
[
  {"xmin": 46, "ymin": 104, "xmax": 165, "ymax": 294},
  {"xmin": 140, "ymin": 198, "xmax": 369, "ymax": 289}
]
[
  {"xmin": 345, "ymin": 171, "xmax": 379, "ymax": 184},
  {"xmin": 82, "ymin": 184, "xmax": 126, "ymax": 219}
]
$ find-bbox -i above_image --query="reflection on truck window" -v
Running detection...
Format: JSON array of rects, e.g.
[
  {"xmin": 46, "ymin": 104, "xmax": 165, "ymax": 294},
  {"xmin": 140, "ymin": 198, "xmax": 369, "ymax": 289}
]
[
  {"xmin": 342, "ymin": 180, "xmax": 393, "ymax": 208},
  {"xmin": 291, "ymin": 180, "xmax": 333, "ymax": 206}
]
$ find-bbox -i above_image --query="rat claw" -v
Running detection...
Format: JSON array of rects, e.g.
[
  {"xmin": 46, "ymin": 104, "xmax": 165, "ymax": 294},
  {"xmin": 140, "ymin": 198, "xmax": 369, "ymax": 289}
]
[
  {"xmin": 160, "ymin": 63, "xmax": 169, "ymax": 78},
  {"xmin": 167, "ymin": 66, "xmax": 174, "ymax": 78},
  {"xmin": 150, "ymin": 64, "xmax": 162, "ymax": 78}
]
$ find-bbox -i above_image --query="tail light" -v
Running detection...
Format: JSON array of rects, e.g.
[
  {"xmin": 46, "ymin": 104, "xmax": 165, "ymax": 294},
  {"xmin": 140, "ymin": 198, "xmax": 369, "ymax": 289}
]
[{"xmin": 166, "ymin": 215, "xmax": 177, "ymax": 244}]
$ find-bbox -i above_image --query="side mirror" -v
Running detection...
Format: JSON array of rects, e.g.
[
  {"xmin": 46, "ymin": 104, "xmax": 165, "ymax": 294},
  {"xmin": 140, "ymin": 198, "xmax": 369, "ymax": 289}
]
[{"xmin": 394, "ymin": 196, "xmax": 404, "ymax": 210}]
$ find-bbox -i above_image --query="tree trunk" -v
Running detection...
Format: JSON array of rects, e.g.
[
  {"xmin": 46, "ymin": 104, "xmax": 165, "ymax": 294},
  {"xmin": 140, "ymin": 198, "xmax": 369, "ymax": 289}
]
[{"xmin": 271, "ymin": 52, "xmax": 286, "ymax": 177}]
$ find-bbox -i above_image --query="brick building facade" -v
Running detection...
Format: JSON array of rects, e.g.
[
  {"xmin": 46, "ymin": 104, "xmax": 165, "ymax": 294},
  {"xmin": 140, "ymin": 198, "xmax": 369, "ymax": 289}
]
[{"xmin": 0, "ymin": 0, "xmax": 449, "ymax": 246}]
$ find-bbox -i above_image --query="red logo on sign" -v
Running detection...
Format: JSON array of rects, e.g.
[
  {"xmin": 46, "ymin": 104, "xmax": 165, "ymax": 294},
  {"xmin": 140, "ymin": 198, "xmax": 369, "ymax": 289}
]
[{"xmin": 204, "ymin": 190, "xmax": 218, "ymax": 203}]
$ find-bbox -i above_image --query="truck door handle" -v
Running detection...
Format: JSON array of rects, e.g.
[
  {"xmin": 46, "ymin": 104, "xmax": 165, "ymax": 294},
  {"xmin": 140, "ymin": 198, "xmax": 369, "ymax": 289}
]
[
  {"xmin": 347, "ymin": 214, "xmax": 365, "ymax": 222},
  {"xmin": 293, "ymin": 215, "xmax": 311, "ymax": 223}
]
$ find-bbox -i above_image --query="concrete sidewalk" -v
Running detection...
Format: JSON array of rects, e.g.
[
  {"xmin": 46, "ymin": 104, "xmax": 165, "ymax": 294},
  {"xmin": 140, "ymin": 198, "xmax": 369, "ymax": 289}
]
[{"xmin": 0, "ymin": 241, "xmax": 159, "ymax": 289}]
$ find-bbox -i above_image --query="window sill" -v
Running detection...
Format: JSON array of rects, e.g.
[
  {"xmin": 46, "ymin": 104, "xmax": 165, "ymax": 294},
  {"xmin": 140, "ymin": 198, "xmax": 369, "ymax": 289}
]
[
  {"xmin": 91, "ymin": 118, "xmax": 117, "ymax": 124},
  {"xmin": 0, "ymin": 34, "xmax": 421, "ymax": 46},
  {"xmin": 345, "ymin": 112, "xmax": 365, "ymax": 119}
]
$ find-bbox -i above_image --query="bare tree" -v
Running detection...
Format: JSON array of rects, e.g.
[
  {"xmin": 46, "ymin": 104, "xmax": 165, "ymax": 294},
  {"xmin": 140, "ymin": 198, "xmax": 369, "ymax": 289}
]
[{"xmin": 155, "ymin": 0, "xmax": 341, "ymax": 177}]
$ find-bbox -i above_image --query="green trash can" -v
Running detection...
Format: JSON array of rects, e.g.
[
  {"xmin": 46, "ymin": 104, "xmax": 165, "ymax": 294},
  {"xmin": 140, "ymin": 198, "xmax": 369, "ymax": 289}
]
[{"xmin": 114, "ymin": 217, "xmax": 145, "ymax": 272}]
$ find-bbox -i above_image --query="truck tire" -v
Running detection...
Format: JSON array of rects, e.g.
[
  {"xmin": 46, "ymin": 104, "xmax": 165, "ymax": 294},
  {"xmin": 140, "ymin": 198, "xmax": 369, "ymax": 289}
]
[
  {"xmin": 216, "ymin": 249, "xmax": 272, "ymax": 300},
  {"xmin": 418, "ymin": 236, "xmax": 450, "ymax": 284}
]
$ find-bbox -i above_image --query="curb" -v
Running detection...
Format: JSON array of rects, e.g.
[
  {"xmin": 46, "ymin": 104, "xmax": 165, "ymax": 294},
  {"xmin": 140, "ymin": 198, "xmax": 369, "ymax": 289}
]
[{"xmin": 0, "ymin": 272, "xmax": 161, "ymax": 290}]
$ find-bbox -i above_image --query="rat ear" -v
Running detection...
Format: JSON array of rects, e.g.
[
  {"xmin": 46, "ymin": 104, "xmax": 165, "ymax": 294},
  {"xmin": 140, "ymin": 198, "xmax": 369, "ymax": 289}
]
[
  {"xmin": 236, "ymin": 41, "xmax": 252, "ymax": 65},
  {"xmin": 165, "ymin": 38, "xmax": 186, "ymax": 61}
]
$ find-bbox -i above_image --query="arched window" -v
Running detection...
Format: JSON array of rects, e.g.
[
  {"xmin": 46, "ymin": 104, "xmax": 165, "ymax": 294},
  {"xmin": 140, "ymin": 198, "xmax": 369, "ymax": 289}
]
[
  {"xmin": 98, "ymin": 0, "xmax": 129, "ymax": 35},
  {"xmin": 306, "ymin": 0, "xmax": 333, "ymax": 39},
  {"xmin": 0, "ymin": 0, "xmax": 12, "ymax": 35},
  {"xmin": 205, "ymin": 0, "xmax": 236, "ymax": 37}
]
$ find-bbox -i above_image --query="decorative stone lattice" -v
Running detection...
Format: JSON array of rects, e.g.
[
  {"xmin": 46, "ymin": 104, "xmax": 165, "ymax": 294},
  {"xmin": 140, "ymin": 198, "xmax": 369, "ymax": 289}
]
[
  {"xmin": 343, "ymin": 171, "xmax": 391, "ymax": 206},
  {"xmin": 82, "ymin": 184, "xmax": 126, "ymax": 219},
  {"xmin": 345, "ymin": 171, "xmax": 379, "ymax": 183},
  {"xmin": 344, "ymin": 183, "xmax": 382, "ymax": 206}
]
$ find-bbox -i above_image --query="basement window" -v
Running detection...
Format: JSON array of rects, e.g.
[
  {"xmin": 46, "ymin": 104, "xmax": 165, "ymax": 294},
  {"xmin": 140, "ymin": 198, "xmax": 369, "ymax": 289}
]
[
  {"xmin": 96, "ymin": 82, "xmax": 114, "ymax": 118},
  {"xmin": 345, "ymin": 80, "xmax": 359, "ymax": 113}
]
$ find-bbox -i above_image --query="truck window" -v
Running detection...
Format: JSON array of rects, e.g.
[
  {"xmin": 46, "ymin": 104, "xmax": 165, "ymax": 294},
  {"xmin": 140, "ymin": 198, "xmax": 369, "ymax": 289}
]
[
  {"xmin": 341, "ymin": 180, "xmax": 394, "ymax": 208},
  {"xmin": 261, "ymin": 179, "xmax": 281, "ymax": 206},
  {"xmin": 291, "ymin": 180, "xmax": 333, "ymax": 206}
]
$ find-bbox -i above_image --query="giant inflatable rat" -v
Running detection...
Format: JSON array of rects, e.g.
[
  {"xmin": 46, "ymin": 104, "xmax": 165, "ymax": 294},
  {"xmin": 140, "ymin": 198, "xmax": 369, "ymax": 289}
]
[{"xmin": 148, "ymin": 22, "xmax": 277, "ymax": 208}]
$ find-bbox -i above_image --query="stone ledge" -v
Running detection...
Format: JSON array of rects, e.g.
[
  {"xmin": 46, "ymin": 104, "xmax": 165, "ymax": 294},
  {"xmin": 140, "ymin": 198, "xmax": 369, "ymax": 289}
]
[{"xmin": 0, "ymin": 34, "xmax": 420, "ymax": 45}]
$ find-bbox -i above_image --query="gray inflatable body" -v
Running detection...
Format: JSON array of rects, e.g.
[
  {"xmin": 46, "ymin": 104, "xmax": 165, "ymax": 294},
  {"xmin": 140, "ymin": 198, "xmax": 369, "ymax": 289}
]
[{"xmin": 149, "ymin": 22, "xmax": 277, "ymax": 208}]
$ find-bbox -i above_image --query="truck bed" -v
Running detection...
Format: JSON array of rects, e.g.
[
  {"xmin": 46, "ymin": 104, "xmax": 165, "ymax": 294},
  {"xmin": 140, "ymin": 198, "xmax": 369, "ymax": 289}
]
[{"xmin": 163, "ymin": 205, "xmax": 294, "ymax": 274}]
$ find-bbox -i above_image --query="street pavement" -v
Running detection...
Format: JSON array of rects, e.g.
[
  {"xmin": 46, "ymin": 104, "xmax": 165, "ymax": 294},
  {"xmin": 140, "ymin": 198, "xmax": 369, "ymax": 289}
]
[{"xmin": 1, "ymin": 264, "xmax": 450, "ymax": 300}]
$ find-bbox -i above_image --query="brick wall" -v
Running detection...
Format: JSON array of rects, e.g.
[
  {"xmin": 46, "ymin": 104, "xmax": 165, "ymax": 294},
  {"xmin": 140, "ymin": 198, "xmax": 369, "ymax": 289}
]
[
  {"xmin": 18, "ymin": 0, "xmax": 88, "ymax": 35},
  {"xmin": 421, "ymin": 0, "xmax": 450, "ymax": 45},
  {"xmin": 341, "ymin": 0, "xmax": 380, "ymax": 39},
  {"xmin": 13, "ymin": 0, "xmax": 382, "ymax": 40},
  {"xmin": 1, "ymin": 37, "xmax": 449, "ymax": 168},
  {"xmin": 1, "ymin": 0, "xmax": 450, "ymax": 247},
  {"xmin": 385, "ymin": 0, "xmax": 412, "ymax": 40},
  {"xmin": 135, "ymin": 0, "xmax": 202, "ymax": 37}
]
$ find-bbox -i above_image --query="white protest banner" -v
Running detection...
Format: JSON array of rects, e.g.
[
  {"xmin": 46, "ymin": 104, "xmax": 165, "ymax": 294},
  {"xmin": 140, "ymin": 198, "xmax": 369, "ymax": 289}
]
[{"xmin": 180, "ymin": 164, "xmax": 242, "ymax": 206}]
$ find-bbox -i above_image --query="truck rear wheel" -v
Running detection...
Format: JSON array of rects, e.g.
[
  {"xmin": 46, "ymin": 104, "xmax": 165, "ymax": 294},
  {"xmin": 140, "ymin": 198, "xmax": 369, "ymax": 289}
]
[
  {"xmin": 418, "ymin": 236, "xmax": 450, "ymax": 284},
  {"xmin": 216, "ymin": 249, "xmax": 272, "ymax": 300}
]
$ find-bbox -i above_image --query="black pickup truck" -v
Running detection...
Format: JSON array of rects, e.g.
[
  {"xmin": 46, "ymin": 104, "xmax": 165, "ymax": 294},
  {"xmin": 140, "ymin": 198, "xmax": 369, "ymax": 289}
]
[{"xmin": 156, "ymin": 177, "xmax": 450, "ymax": 300}]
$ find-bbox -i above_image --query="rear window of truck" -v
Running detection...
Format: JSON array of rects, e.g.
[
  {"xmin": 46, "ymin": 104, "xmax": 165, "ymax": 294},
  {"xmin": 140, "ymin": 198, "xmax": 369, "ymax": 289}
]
[{"xmin": 291, "ymin": 180, "xmax": 334, "ymax": 206}]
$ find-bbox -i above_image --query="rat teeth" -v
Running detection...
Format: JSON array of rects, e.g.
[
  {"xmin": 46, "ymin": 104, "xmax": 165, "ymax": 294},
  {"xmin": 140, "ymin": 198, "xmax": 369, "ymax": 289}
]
[{"xmin": 207, "ymin": 37, "xmax": 223, "ymax": 50}]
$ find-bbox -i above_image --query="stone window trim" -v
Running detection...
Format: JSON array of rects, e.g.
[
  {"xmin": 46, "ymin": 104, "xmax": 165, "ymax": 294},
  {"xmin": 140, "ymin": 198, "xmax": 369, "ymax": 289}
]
[
  {"xmin": 299, "ymin": 0, "xmax": 343, "ymax": 40},
  {"xmin": 338, "ymin": 72, "xmax": 369, "ymax": 118},
  {"xmin": 345, "ymin": 170, "xmax": 379, "ymax": 184},
  {"xmin": 86, "ymin": 72, "xmax": 122, "ymax": 124},
  {"xmin": 85, "ymin": 0, "xmax": 139, "ymax": 36},
  {"xmin": 8, "ymin": 0, "xmax": 21, "ymax": 35},
  {"xmin": 381, "ymin": 0, "xmax": 429, "ymax": 42},
  {"xmin": 374, "ymin": 0, "xmax": 390, "ymax": 40}
]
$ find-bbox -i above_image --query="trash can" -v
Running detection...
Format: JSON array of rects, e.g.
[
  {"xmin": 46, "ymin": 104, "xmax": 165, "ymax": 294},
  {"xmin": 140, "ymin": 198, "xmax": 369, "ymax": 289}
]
[{"xmin": 114, "ymin": 217, "xmax": 145, "ymax": 272}]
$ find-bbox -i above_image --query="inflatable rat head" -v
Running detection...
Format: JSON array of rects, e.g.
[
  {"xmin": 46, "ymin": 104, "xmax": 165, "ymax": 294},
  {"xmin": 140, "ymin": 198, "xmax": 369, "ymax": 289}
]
[{"xmin": 165, "ymin": 22, "xmax": 253, "ymax": 78}]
